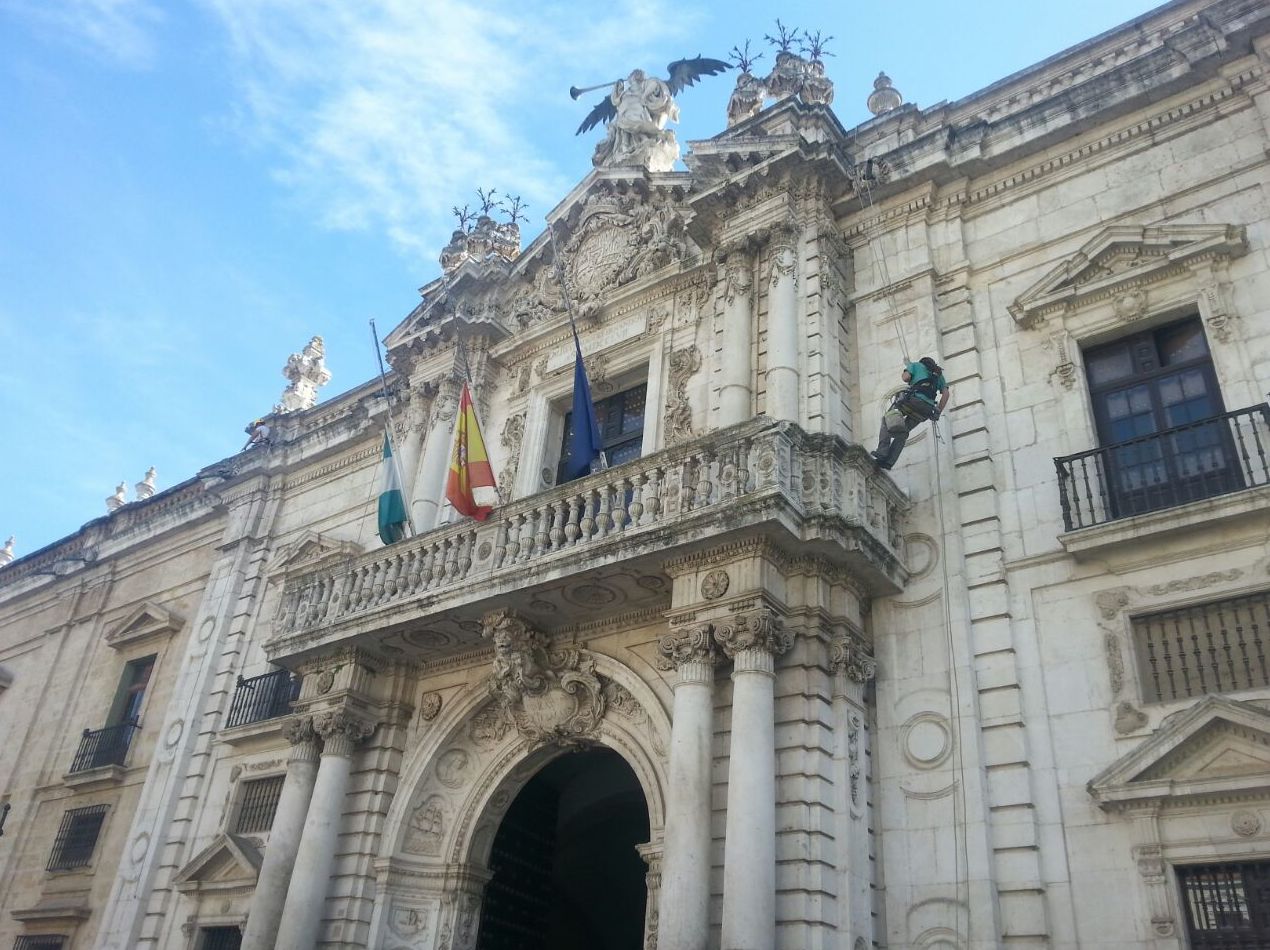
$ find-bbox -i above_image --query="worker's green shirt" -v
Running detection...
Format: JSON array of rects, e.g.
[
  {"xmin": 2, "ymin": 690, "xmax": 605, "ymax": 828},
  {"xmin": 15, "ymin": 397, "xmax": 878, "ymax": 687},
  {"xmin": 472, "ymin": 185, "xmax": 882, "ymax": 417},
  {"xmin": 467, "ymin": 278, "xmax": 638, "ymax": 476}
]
[{"xmin": 907, "ymin": 361, "xmax": 947, "ymax": 407}]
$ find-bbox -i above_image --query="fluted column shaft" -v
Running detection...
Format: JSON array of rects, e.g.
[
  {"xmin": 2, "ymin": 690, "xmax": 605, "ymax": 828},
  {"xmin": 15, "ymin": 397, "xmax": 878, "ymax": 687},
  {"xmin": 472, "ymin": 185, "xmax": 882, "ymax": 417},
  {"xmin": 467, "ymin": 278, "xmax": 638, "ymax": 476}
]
[
  {"xmin": 412, "ymin": 377, "xmax": 461, "ymax": 530},
  {"xmin": 241, "ymin": 720, "xmax": 321, "ymax": 950},
  {"xmin": 719, "ymin": 252, "xmax": 755, "ymax": 427},
  {"xmin": 765, "ymin": 231, "xmax": 801, "ymax": 423},
  {"xmin": 274, "ymin": 710, "xmax": 374, "ymax": 950},
  {"xmin": 656, "ymin": 625, "xmax": 718, "ymax": 950},
  {"xmin": 718, "ymin": 611, "xmax": 790, "ymax": 950}
]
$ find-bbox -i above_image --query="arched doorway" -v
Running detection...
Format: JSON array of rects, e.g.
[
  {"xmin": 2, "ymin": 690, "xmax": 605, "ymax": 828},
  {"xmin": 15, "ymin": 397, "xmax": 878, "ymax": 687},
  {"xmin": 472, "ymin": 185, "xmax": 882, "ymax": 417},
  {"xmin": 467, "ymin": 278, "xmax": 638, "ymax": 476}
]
[{"xmin": 475, "ymin": 747, "xmax": 650, "ymax": 950}]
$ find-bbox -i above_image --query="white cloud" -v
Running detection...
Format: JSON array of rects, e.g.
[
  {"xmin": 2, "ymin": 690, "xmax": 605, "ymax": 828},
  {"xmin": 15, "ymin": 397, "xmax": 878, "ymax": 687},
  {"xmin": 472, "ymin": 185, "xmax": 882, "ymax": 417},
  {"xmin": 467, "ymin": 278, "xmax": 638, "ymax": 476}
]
[
  {"xmin": 1, "ymin": 0, "xmax": 163, "ymax": 68},
  {"xmin": 199, "ymin": 0, "xmax": 698, "ymax": 264}
]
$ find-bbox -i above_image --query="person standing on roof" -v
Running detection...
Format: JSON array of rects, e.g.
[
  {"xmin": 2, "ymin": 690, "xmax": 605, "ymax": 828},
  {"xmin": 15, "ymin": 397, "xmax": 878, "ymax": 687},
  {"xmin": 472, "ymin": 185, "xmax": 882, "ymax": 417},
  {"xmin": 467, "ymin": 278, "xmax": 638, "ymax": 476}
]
[{"xmin": 872, "ymin": 357, "xmax": 950, "ymax": 471}]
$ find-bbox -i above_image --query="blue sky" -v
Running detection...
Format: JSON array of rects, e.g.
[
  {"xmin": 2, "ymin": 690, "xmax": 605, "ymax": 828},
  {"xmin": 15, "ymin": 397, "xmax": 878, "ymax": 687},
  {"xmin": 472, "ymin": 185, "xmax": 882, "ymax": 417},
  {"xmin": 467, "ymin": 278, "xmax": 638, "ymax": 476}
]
[{"xmin": 0, "ymin": 0, "xmax": 1160, "ymax": 556}]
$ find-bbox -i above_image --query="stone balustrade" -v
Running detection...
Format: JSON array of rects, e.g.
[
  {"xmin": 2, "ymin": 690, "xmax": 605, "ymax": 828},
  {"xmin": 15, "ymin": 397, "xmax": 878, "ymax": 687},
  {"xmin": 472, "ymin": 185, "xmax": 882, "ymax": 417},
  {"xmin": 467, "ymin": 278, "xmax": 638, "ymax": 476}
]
[{"xmin": 270, "ymin": 420, "xmax": 908, "ymax": 657}]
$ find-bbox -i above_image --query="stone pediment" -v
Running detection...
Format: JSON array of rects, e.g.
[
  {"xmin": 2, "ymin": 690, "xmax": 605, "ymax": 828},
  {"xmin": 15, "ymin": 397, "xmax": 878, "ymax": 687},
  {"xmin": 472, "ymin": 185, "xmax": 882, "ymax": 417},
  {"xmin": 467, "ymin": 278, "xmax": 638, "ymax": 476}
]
[
  {"xmin": 1088, "ymin": 696, "xmax": 1270, "ymax": 810},
  {"xmin": 1009, "ymin": 224, "xmax": 1247, "ymax": 327},
  {"xmin": 275, "ymin": 531, "xmax": 363, "ymax": 577},
  {"xmin": 105, "ymin": 601, "xmax": 183, "ymax": 650},
  {"xmin": 173, "ymin": 833, "xmax": 262, "ymax": 892}
]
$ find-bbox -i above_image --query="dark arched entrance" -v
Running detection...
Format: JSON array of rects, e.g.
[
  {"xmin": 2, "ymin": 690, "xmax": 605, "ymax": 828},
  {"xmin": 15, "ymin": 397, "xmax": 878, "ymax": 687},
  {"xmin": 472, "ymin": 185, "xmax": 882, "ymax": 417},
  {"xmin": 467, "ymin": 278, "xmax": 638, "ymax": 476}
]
[{"xmin": 475, "ymin": 747, "xmax": 650, "ymax": 950}]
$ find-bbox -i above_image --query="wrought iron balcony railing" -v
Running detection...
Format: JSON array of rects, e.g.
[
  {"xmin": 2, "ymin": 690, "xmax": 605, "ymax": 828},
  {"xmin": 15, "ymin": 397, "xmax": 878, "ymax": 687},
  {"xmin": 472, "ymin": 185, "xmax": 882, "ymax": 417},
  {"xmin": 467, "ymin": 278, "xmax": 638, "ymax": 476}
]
[
  {"xmin": 273, "ymin": 420, "xmax": 908, "ymax": 648},
  {"xmin": 1055, "ymin": 404, "xmax": 1270, "ymax": 531},
  {"xmin": 69, "ymin": 719, "xmax": 140, "ymax": 773},
  {"xmin": 225, "ymin": 669, "xmax": 301, "ymax": 729}
]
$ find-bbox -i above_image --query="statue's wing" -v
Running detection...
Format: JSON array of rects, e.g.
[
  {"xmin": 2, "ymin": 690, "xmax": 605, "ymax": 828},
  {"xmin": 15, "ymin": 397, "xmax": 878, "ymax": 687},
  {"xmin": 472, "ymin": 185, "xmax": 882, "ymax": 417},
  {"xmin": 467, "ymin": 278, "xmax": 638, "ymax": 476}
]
[
  {"xmin": 665, "ymin": 56, "xmax": 731, "ymax": 96},
  {"xmin": 576, "ymin": 96, "xmax": 617, "ymax": 136}
]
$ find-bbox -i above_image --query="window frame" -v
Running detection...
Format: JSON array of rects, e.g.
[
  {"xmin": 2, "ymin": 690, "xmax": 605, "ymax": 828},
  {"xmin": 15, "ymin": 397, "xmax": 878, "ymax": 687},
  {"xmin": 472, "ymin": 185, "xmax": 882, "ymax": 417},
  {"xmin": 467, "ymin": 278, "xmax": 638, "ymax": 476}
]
[
  {"xmin": 230, "ymin": 774, "xmax": 286, "ymax": 835},
  {"xmin": 556, "ymin": 381, "xmax": 649, "ymax": 485},
  {"xmin": 47, "ymin": 804, "xmax": 109, "ymax": 872}
]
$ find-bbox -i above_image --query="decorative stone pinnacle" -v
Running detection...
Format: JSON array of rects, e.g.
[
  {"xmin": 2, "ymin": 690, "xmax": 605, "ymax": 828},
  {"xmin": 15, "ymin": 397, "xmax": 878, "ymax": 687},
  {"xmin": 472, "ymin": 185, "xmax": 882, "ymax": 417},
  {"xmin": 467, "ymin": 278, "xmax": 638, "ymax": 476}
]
[
  {"xmin": 657, "ymin": 624, "xmax": 717, "ymax": 671},
  {"xmin": 134, "ymin": 466, "xmax": 157, "ymax": 501},
  {"xmin": 0, "ymin": 537, "xmax": 13, "ymax": 566},
  {"xmin": 866, "ymin": 71, "xmax": 903, "ymax": 116},
  {"xmin": 106, "ymin": 482, "xmax": 127, "ymax": 512},
  {"xmin": 274, "ymin": 335, "xmax": 332, "ymax": 414}
]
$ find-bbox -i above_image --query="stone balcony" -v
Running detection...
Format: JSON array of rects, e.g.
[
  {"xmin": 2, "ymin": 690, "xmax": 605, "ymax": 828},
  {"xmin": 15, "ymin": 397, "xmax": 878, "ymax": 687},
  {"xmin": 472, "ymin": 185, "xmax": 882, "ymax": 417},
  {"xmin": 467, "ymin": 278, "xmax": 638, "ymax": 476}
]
[{"xmin": 266, "ymin": 419, "xmax": 909, "ymax": 666}]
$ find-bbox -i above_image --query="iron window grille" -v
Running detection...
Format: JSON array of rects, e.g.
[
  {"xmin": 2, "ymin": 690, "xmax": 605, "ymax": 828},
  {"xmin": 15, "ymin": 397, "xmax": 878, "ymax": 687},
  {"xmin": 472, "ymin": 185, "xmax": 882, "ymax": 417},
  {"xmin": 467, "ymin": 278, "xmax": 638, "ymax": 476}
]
[
  {"xmin": 232, "ymin": 776, "xmax": 285, "ymax": 834},
  {"xmin": 47, "ymin": 805, "xmax": 108, "ymax": 871},
  {"xmin": 224, "ymin": 670, "xmax": 300, "ymax": 728},
  {"xmin": 197, "ymin": 927, "xmax": 242, "ymax": 950},
  {"xmin": 1177, "ymin": 861, "xmax": 1270, "ymax": 949},
  {"xmin": 13, "ymin": 937, "xmax": 68, "ymax": 950},
  {"xmin": 1132, "ymin": 591, "xmax": 1270, "ymax": 704},
  {"xmin": 69, "ymin": 719, "xmax": 140, "ymax": 773}
]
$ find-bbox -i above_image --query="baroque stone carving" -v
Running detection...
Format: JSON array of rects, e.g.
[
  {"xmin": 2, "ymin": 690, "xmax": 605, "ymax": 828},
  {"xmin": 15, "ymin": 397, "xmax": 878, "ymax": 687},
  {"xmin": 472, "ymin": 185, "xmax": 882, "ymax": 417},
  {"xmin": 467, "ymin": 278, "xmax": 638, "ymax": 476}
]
[
  {"xmin": 420, "ymin": 692, "xmax": 443, "ymax": 721},
  {"xmin": 727, "ymin": 70, "xmax": 765, "ymax": 126},
  {"xmin": 313, "ymin": 708, "xmax": 375, "ymax": 753},
  {"xmin": 830, "ymin": 634, "xmax": 878, "ymax": 683},
  {"xmin": 1232, "ymin": 810, "xmax": 1262, "ymax": 837},
  {"xmin": 847, "ymin": 714, "xmax": 862, "ymax": 808},
  {"xmin": 1146, "ymin": 569, "xmax": 1242, "ymax": 596},
  {"xmin": 275, "ymin": 336, "xmax": 332, "ymax": 414},
  {"xmin": 715, "ymin": 609, "xmax": 791, "ymax": 658},
  {"xmin": 560, "ymin": 192, "xmax": 690, "ymax": 312},
  {"xmin": 483, "ymin": 609, "xmax": 606, "ymax": 746},
  {"xmin": 404, "ymin": 794, "xmax": 447, "ymax": 855},
  {"xmin": 1114, "ymin": 701, "xmax": 1149, "ymax": 735},
  {"xmin": 700, "ymin": 568, "xmax": 729, "ymax": 600},
  {"xmin": 664, "ymin": 345, "xmax": 701, "ymax": 446},
  {"xmin": 721, "ymin": 254, "xmax": 754, "ymax": 306},
  {"xmin": 1105, "ymin": 633, "xmax": 1125, "ymax": 697},
  {"xmin": 498, "ymin": 412, "xmax": 526, "ymax": 502},
  {"xmin": 657, "ymin": 623, "xmax": 716, "ymax": 671},
  {"xmin": 281, "ymin": 716, "xmax": 318, "ymax": 747}
]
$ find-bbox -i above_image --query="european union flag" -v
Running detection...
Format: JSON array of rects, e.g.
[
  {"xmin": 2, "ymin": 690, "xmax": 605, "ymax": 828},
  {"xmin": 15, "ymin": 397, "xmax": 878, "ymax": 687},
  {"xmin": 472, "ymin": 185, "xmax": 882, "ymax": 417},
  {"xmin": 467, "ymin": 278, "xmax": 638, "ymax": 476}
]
[{"xmin": 565, "ymin": 331, "xmax": 605, "ymax": 480}]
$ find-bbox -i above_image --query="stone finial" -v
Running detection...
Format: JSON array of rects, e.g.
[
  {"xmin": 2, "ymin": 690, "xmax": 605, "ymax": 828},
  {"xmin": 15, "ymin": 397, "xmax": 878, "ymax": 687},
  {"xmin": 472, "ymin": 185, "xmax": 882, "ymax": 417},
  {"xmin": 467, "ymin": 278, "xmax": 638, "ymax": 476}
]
[
  {"xmin": 275, "ymin": 336, "xmax": 332, "ymax": 414},
  {"xmin": 0, "ymin": 537, "xmax": 14, "ymax": 566},
  {"xmin": 134, "ymin": 467, "xmax": 157, "ymax": 501},
  {"xmin": 866, "ymin": 71, "xmax": 903, "ymax": 116},
  {"xmin": 106, "ymin": 482, "xmax": 127, "ymax": 512}
]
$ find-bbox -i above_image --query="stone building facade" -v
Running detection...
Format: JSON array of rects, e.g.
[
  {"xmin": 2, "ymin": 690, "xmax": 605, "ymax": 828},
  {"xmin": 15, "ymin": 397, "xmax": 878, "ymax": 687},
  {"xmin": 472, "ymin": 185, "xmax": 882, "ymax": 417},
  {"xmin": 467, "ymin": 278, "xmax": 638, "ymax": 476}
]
[{"xmin": 3, "ymin": 0, "xmax": 1270, "ymax": 947}]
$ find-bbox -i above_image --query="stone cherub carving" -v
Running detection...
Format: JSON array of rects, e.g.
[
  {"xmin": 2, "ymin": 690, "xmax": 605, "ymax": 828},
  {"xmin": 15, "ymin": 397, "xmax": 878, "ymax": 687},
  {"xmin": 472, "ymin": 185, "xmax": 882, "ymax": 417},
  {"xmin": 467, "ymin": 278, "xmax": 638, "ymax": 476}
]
[{"xmin": 573, "ymin": 56, "xmax": 729, "ymax": 172}]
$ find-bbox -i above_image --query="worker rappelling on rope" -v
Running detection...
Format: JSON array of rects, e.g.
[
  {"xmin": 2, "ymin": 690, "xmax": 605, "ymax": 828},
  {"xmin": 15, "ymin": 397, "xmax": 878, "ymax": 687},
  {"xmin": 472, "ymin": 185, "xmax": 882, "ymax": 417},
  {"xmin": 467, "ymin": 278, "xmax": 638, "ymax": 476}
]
[{"xmin": 872, "ymin": 357, "xmax": 950, "ymax": 470}]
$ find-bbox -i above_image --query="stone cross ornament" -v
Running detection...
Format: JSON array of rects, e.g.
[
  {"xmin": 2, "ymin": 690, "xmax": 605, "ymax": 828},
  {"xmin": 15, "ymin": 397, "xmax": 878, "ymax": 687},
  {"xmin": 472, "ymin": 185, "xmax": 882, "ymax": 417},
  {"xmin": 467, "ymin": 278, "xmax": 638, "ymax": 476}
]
[{"xmin": 572, "ymin": 56, "xmax": 730, "ymax": 172}]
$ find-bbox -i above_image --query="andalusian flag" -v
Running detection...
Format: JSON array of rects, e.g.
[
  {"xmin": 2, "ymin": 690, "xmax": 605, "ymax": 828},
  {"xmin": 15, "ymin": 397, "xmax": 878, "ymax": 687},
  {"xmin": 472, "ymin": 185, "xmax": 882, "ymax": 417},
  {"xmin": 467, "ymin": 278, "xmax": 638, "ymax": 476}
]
[
  {"xmin": 445, "ymin": 383, "xmax": 498, "ymax": 520},
  {"xmin": 377, "ymin": 432, "xmax": 408, "ymax": 545}
]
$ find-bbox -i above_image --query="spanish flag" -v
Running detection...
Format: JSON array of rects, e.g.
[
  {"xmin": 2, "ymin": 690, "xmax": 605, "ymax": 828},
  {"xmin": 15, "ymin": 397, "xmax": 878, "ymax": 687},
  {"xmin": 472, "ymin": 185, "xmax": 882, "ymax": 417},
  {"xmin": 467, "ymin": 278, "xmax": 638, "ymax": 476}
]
[{"xmin": 445, "ymin": 383, "xmax": 498, "ymax": 520}]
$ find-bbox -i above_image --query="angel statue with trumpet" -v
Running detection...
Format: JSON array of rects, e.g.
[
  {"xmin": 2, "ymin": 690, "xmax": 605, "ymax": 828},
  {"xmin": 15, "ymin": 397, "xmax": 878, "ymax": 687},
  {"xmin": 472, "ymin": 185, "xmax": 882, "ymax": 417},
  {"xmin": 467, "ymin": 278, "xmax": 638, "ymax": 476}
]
[{"xmin": 572, "ymin": 56, "xmax": 730, "ymax": 172}]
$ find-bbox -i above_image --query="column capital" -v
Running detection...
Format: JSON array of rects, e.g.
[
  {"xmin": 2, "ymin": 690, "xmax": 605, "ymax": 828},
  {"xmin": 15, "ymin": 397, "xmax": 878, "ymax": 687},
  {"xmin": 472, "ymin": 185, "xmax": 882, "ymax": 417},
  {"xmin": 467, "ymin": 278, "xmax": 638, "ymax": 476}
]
[
  {"xmin": 715, "ymin": 609, "xmax": 790, "ymax": 661},
  {"xmin": 829, "ymin": 634, "xmax": 877, "ymax": 683},
  {"xmin": 657, "ymin": 624, "xmax": 718, "ymax": 673},
  {"xmin": 281, "ymin": 716, "xmax": 321, "ymax": 763},
  {"xmin": 312, "ymin": 707, "xmax": 375, "ymax": 758}
]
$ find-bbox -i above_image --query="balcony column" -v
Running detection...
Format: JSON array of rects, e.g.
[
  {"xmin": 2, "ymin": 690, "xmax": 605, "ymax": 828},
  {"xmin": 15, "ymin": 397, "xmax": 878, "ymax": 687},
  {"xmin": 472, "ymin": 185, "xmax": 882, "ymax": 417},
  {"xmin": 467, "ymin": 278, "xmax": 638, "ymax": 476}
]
[
  {"xmin": 717, "ymin": 608, "xmax": 791, "ymax": 950},
  {"xmin": 411, "ymin": 376, "xmax": 461, "ymax": 530},
  {"xmin": 655, "ymin": 623, "xmax": 719, "ymax": 950},
  {"xmin": 240, "ymin": 717, "xmax": 320, "ymax": 950},
  {"xmin": 765, "ymin": 225, "xmax": 801, "ymax": 424},
  {"xmin": 274, "ymin": 708, "xmax": 375, "ymax": 950},
  {"xmin": 719, "ymin": 248, "xmax": 755, "ymax": 427}
]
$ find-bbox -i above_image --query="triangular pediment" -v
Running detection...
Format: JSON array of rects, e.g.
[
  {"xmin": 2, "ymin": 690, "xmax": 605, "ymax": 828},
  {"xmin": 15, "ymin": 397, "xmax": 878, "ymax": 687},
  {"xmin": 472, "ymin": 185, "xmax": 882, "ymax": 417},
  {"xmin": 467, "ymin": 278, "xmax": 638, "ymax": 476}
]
[
  {"xmin": 274, "ymin": 531, "xmax": 363, "ymax": 577},
  {"xmin": 1088, "ymin": 696, "xmax": 1270, "ymax": 810},
  {"xmin": 105, "ymin": 601, "xmax": 183, "ymax": 650},
  {"xmin": 1009, "ymin": 223, "xmax": 1247, "ymax": 327},
  {"xmin": 173, "ymin": 833, "xmax": 261, "ymax": 892}
]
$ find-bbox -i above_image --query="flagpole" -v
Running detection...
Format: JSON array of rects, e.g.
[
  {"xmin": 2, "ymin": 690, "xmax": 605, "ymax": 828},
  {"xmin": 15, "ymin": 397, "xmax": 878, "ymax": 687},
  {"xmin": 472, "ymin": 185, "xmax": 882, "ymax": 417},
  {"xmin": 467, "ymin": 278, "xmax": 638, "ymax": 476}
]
[
  {"xmin": 369, "ymin": 318, "xmax": 416, "ymax": 538},
  {"xmin": 549, "ymin": 225, "xmax": 609, "ymax": 473}
]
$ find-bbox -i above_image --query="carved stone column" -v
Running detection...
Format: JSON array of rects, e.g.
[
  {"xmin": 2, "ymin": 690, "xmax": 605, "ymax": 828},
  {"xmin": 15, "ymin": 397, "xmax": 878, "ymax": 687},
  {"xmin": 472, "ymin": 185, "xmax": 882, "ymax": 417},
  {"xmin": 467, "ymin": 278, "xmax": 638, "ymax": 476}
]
[
  {"xmin": 273, "ymin": 708, "xmax": 375, "ymax": 950},
  {"xmin": 719, "ymin": 249, "xmax": 755, "ymax": 427},
  {"xmin": 240, "ymin": 717, "xmax": 321, "ymax": 950},
  {"xmin": 765, "ymin": 227, "xmax": 801, "ymax": 424},
  {"xmin": 412, "ymin": 376, "xmax": 461, "ymax": 530},
  {"xmin": 717, "ymin": 609, "xmax": 791, "ymax": 950},
  {"xmin": 829, "ymin": 633, "xmax": 877, "ymax": 950},
  {"xmin": 656, "ymin": 624, "xmax": 718, "ymax": 950}
]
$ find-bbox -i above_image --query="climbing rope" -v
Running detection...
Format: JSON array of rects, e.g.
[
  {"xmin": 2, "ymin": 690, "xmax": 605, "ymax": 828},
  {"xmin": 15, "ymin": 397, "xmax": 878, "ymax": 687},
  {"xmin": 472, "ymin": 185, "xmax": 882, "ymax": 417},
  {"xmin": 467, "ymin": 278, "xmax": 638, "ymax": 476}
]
[{"xmin": 855, "ymin": 167, "xmax": 973, "ymax": 946}]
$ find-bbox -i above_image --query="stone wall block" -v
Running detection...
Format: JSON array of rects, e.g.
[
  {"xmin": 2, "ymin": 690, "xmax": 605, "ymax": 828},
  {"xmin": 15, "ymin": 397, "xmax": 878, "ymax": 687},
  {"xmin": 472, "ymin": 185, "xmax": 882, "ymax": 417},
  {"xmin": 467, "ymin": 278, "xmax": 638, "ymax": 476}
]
[
  {"xmin": 978, "ymin": 685, "xmax": 1023, "ymax": 723},
  {"xmin": 986, "ymin": 762, "xmax": 1034, "ymax": 808},
  {"xmin": 973, "ymin": 652, "xmax": 1021, "ymax": 691},
  {"xmin": 971, "ymin": 617, "xmax": 1015, "ymax": 655},
  {"xmin": 967, "ymin": 581, "xmax": 1010, "ymax": 621},
  {"xmin": 981, "ymin": 722, "xmax": 1029, "ymax": 767}
]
